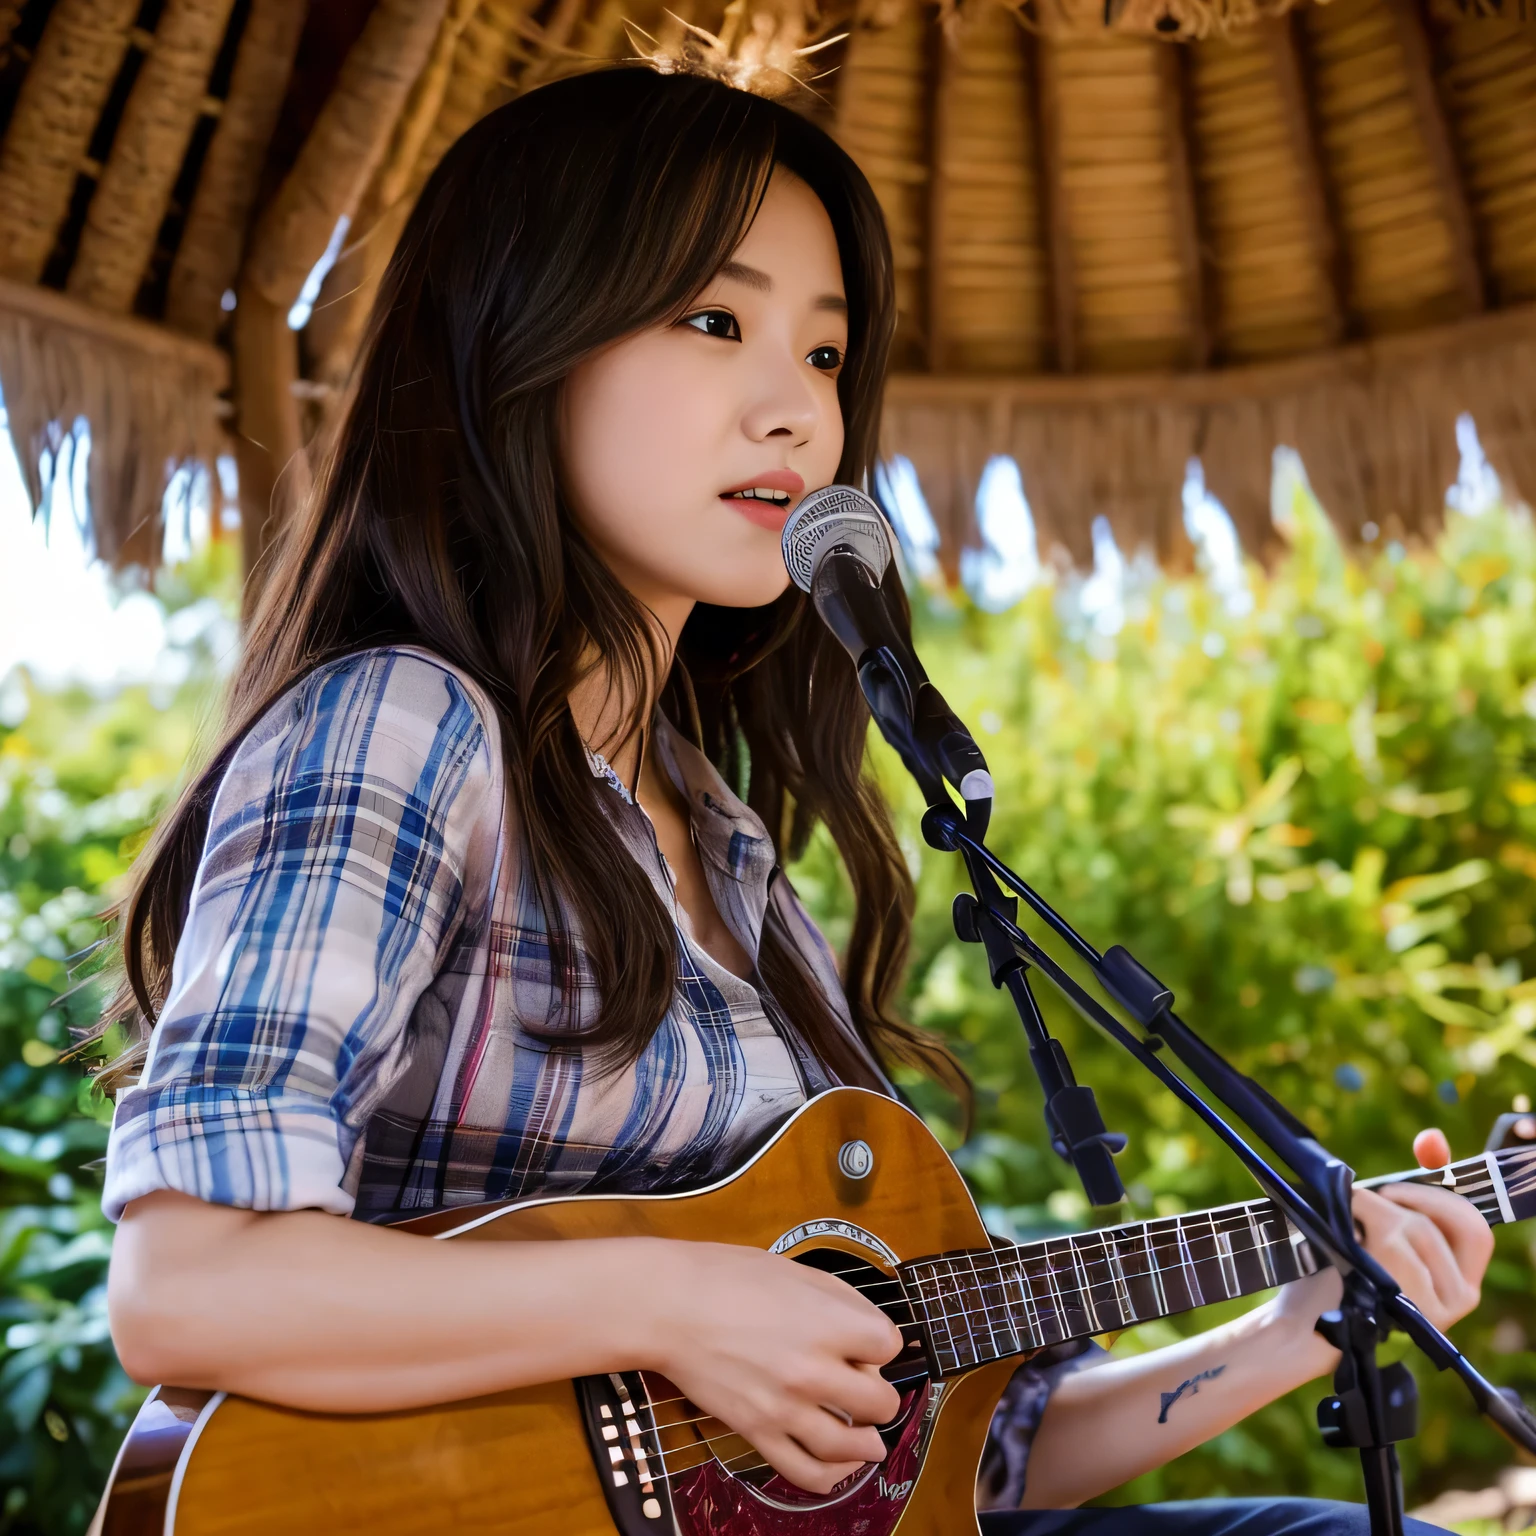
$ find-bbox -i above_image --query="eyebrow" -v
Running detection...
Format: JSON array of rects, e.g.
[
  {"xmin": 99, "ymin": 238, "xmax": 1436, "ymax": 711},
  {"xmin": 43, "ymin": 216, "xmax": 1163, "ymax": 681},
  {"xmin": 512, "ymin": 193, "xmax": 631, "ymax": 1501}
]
[{"xmin": 717, "ymin": 259, "xmax": 848, "ymax": 315}]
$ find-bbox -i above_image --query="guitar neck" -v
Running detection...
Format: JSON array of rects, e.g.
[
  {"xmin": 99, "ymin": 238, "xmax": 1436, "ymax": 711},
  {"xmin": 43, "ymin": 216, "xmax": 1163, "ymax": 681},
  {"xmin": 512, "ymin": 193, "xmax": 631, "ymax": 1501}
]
[{"xmin": 899, "ymin": 1141, "xmax": 1536, "ymax": 1377}]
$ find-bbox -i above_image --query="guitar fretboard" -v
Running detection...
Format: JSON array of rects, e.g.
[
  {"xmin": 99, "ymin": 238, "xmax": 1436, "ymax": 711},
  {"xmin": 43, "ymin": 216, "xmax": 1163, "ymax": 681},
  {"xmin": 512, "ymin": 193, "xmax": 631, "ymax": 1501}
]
[{"xmin": 898, "ymin": 1142, "xmax": 1536, "ymax": 1378}]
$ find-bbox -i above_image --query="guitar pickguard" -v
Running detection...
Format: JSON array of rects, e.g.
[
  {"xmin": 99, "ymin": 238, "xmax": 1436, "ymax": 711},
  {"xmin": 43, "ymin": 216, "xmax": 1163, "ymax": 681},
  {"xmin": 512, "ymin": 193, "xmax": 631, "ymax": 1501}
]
[{"xmin": 577, "ymin": 1367, "xmax": 943, "ymax": 1536}]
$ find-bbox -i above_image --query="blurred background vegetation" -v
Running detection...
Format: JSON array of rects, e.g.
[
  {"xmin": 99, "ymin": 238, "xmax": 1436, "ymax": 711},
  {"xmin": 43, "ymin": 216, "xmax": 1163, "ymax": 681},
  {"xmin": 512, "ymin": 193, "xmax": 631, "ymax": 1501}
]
[{"xmin": 3, "ymin": 463, "xmax": 1536, "ymax": 1531}]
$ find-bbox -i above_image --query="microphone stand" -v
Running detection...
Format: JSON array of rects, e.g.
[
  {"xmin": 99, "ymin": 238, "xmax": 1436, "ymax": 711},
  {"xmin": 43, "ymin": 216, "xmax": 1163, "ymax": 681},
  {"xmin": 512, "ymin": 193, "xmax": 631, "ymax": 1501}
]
[
  {"xmin": 902, "ymin": 786, "xmax": 1536, "ymax": 1536},
  {"xmin": 783, "ymin": 498, "xmax": 1536, "ymax": 1533}
]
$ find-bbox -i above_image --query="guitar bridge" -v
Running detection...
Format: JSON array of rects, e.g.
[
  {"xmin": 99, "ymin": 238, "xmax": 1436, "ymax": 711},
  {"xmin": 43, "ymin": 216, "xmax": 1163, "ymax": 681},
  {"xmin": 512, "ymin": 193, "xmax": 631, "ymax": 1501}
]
[{"xmin": 576, "ymin": 1370, "xmax": 675, "ymax": 1535}]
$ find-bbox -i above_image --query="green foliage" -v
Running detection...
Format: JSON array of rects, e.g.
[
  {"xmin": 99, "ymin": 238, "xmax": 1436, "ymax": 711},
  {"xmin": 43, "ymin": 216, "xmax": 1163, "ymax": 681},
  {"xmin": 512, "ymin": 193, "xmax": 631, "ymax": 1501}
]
[
  {"xmin": 0, "ymin": 543, "xmax": 238, "ymax": 1536},
  {"xmin": 793, "ymin": 483, "xmax": 1536, "ymax": 1511},
  {"xmin": 7, "ymin": 485, "xmax": 1536, "ymax": 1525}
]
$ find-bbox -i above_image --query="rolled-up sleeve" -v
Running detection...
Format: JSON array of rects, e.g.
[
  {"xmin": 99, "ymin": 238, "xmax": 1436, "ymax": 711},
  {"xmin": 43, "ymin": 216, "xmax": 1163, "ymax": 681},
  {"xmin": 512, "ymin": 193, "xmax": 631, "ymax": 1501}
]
[{"xmin": 103, "ymin": 649, "xmax": 496, "ymax": 1222}]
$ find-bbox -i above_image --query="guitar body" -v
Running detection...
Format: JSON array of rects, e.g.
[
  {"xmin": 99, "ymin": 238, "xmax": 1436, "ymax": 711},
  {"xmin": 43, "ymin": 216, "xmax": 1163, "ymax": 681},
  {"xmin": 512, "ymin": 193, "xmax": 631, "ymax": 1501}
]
[{"xmin": 95, "ymin": 1088, "xmax": 1022, "ymax": 1536}]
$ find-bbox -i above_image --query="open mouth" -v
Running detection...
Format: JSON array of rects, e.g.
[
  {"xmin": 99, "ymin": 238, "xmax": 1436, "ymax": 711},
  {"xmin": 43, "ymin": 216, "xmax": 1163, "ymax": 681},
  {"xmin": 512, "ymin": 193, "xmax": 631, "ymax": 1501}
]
[{"xmin": 721, "ymin": 488, "xmax": 793, "ymax": 509}]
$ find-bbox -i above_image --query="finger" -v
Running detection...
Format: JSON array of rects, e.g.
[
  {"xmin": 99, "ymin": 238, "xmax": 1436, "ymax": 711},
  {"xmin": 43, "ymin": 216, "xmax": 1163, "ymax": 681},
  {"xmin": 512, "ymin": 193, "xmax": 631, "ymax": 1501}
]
[
  {"xmin": 836, "ymin": 1361, "xmax": 902, "ymax": 1426},
  {"xmin": 1397, "ymin": 1209, "xmax": 1476, "ymax": 1317},
  {"xmin": 1352, "ymin": 1189, "xmax": 1437, "ymax": 1298},
  {"xmin": 1414, "ymin": 1128, "xmax": 1452, "ymax": 1169},
  {"xmin": 755, "ymin": 1433, "xmax": 867, "ymax": 1496},
  {"xmin": 785, "ymin": 1404, "xmax": 886, "ymax": 1467},
  {"xmin": 791, "ymin": 1281, "xmax": 904, "ymax": 1365},
  {"xmin": 1378, "ymin": 1181, "xmax": 1494, "ymax": 1280},
  {"xmin": 1355, "ymin": 1188, "xmax": 1475, "ymax": 1323}
]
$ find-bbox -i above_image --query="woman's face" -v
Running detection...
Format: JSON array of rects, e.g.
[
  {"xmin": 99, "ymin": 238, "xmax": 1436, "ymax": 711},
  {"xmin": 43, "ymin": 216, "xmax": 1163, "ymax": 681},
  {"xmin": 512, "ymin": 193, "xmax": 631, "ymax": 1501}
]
[{"xmin": 561, "ymin": 167, "xmax": 849, "ymax": 625}]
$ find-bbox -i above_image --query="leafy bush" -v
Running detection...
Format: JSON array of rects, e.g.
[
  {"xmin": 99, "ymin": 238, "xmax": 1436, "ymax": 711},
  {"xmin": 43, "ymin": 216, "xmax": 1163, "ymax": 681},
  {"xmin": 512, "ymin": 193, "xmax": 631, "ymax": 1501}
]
[
  {"xmin": 6, "ymin": 483, "xmax": 1536, "ymax": 1527},
  {"xmin": 793, "ymin": 477, "xmax": 1536, "ymax": 1509},
  {"xmin": 0, "ymin": 545, "xmax": 237, "ymax": 1536}
]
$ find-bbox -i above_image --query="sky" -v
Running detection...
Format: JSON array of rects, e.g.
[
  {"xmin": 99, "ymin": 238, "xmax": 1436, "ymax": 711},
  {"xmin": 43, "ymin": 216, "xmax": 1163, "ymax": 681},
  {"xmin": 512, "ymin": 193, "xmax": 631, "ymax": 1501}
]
[{"xmin": 0, "ymin": 401, "xmax": 192, "ymax": 692}]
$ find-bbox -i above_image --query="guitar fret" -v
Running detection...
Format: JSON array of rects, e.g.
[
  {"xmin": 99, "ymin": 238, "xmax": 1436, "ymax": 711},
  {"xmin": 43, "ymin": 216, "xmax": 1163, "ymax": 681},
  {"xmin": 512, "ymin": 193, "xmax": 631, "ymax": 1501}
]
[
  {"xmin": 1069, "ymin": 1237, "xmax": 1103, "ymax": 1334},
  {"xmin": 1486, "ymin": 1152, "xmax": 1517, "ymax": 1225},
  {"xmin": 898, "ymin": 1142, "xmax": 1531, "ymax": 1378},
  {"xmin": 1105, "ymin": 1233, "xmax": 1135, "ymax": 1325},
  {"xmin": 952, "ymin": 1257, "xmax": 981, "ymax": 1367},
  {"xmin": 1142, "ymin": 1224, "xmax": 1169, "ymax": 1318},
  {"xmin": 983, "ymin": 1249, "xmax": 1024, "ymax": 1357},
  {"xmin": 1214, "ymin": 1226, "xmax": 1239, "ymax": 1299},
  {"xmin": 1175, "ymin": 1218, "xmax": 1205, "ymax": 1308},
  {"xmin": 1037, "ymin": 1241, "xmax": 1069, "ymax": 1344},
  {"xmin": 963, "ymin": 1250, "xmax": 1010, "ymax": 1362},
  {"xmin": 1246, "ymin": 1206, "xmax": 1276, "ymax": 1289}
]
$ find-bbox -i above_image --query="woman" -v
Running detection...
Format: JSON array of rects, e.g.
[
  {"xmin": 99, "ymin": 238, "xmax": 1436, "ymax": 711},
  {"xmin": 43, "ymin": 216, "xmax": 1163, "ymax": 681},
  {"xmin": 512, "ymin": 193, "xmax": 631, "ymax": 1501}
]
[{"xmin": 101, "ymin": 65, "xmax": 1489, "ymax": 1532}]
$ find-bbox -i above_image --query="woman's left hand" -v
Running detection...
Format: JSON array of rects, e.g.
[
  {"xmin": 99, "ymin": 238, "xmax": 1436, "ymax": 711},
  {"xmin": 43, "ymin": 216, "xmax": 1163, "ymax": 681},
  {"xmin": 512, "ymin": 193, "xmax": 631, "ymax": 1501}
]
[
  {"xmin": 1276, "ymin": 1127, "xmax": 1494, "ymax": 1351},
  {"xmin": 1350, "ymin": 1127, "xmax": 1495, "ymax": 1331}
]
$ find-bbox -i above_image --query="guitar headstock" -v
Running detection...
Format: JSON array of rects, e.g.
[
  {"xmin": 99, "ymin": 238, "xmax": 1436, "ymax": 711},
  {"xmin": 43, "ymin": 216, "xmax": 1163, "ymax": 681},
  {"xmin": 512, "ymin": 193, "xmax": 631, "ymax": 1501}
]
[
  {"xmin": 1486, "ymin": 1101, "xmax": 1536, "ymax": 1155},
  {"xmin": 1487, "ymin": 1098, "xmax": 1536, "ymax": 1225}
]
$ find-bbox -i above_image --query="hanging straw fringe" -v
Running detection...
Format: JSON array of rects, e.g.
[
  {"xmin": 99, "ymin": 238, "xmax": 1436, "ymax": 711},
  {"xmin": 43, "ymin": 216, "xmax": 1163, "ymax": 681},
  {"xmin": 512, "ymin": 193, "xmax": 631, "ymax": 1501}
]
[
  {"xmin": 883, "ymin": 301, "xmax": 1536, "ymax": 566},
  {"xmin": 0, "ymin": 276, "xmax": 227, "ymax": 567}
]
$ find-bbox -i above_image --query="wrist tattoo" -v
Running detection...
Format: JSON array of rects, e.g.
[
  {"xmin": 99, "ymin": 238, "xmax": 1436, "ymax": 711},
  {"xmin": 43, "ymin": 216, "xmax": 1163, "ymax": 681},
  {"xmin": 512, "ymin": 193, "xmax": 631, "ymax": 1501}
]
[{"xmin": 1158, "ymin": 1365, "xmax": 1227, "ymax": 1424}]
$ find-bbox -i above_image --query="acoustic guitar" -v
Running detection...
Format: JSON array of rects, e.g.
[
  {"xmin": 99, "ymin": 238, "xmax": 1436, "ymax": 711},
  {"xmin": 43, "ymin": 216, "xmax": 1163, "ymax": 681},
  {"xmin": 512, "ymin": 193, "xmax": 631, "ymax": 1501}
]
[{"xmin": 92, "ymin": 1086, "xmax": 1536, "ymax": 1536}]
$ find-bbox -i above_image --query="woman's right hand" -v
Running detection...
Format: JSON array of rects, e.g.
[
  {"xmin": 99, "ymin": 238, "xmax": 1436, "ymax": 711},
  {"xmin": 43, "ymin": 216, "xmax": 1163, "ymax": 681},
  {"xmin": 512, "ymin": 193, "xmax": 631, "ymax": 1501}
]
[{"xmin": 635, "ymin": 1239, "xmax": 904, "ymax": 1494}]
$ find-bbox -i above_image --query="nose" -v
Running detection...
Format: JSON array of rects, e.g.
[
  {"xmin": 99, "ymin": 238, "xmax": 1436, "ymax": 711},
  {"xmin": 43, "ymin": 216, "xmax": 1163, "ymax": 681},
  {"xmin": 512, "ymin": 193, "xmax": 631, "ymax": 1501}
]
[{"xmin": 740, "ymin": 348, "xmax": 822, "ymax": 445}]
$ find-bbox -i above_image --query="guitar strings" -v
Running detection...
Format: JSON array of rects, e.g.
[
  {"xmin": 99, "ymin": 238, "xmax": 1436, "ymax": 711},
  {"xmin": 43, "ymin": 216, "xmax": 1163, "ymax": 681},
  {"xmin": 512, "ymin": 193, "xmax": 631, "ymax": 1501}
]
[
  {"xmin": 596, "ymin": 1160, "xmax": 1523, "ymax": 1497},
  {"xmin": 632, "ymin": 1180, "xmax": 1509, "ymax": 1424},
  {"xmin": 627, "ymin": 1218, "xmax": 1300, "ymax": 1424}
]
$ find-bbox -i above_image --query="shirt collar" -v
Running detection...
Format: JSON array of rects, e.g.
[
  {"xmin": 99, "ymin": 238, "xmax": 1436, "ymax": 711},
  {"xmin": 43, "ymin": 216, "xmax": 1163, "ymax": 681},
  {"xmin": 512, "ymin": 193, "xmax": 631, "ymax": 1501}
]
[{"xmin": 648, "ymin": 713, "xmax": 777, "ymax": 890}]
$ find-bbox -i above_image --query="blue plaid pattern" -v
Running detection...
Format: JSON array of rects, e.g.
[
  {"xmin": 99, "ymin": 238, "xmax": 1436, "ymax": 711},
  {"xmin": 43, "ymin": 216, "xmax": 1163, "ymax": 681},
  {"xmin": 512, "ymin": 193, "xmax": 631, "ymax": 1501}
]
[
  {"xmin": 101, "ymin": 644, "xmax": 1080, "ymax": 1495},
  {"xmin": 103, "ymin": 646, "xmax": 873, "ymax": 1222}
]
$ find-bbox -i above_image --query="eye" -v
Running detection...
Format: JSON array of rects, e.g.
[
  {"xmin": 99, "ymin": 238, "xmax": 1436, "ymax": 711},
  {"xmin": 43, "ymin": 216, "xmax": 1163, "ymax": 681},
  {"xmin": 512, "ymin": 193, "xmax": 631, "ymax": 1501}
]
[
  {"xmin": 680, "ymin": 309, "xmax": 741, "ymax": 341},
  {"xmin": 807, "ymin": 344, "xmax": 844, "ymax": 373}
]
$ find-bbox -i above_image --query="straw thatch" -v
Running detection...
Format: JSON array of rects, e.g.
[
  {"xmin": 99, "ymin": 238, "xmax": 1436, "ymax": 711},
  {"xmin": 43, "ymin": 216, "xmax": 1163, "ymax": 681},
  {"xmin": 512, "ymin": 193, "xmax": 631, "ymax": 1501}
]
[
  {"xmin": 886, "ymin": 301, "xmax": 1536, "ymax": 568},
  {"xmin": 307, "ymin": 0, "xmax": 530, "ymax": 386},
  {"xmin": 1, "ymin": 0, "xmax": 1535, "ymax": 575},
  {"xmin": 0, "ymin": 274, "xmax": 227, "ymax": 565}
]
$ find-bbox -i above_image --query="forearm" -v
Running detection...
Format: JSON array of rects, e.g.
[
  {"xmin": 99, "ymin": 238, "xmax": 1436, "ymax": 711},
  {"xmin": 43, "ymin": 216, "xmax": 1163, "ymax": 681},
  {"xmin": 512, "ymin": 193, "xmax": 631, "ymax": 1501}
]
[
  {"xmin": 109, "ymin": 1190, "xmax": 669, "ymax": 1413},
  {"xmin": 1019, "ymin": 1287, "xmax": 1339, "ymax": 1510}
]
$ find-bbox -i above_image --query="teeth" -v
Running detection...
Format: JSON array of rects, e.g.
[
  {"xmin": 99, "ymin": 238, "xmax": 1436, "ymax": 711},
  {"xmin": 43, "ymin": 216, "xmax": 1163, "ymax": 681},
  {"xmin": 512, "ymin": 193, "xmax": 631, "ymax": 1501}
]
[{"xmin": 729, "ymin": 488, "xmax": 791, "ymax": 504}]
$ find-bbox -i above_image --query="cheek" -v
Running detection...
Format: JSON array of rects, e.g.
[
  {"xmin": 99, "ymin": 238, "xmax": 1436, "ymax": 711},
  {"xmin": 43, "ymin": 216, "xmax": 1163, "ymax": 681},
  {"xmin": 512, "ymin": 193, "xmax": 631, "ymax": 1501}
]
[{"xmin": 563, "ymin": 343, "xmax": 719, "ymax": 553}]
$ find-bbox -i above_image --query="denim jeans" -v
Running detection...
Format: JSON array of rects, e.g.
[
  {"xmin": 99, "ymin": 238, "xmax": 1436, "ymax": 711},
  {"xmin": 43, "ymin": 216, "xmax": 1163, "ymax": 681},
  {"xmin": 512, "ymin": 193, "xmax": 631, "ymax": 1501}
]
[{"xmin": 979, "ymin": 1499, "xmax": 1446, "ymax": 1536}]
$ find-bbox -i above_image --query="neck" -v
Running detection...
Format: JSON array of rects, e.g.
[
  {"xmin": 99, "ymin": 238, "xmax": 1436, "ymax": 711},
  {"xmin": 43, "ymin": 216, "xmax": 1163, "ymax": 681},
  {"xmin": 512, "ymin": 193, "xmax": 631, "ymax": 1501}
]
[
  {"xmin": 567, "ymin": 588, "xmax": 694, "ymax": 790},
  {"xmin": 898, "ymin": 1141, "xmax": 1536, "ymax": 1378}
]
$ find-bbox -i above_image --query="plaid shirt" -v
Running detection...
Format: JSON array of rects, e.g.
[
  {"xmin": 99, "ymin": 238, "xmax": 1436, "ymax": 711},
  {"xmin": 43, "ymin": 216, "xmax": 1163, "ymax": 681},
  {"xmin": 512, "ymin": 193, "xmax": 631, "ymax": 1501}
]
[{"xmin": 101, "ymin": 644, "xmax": 1090, "ymax": 1501}]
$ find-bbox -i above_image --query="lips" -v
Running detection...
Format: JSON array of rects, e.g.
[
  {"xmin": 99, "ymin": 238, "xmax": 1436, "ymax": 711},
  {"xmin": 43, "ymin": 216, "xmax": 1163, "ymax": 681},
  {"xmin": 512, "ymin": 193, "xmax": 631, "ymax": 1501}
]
[{"xmin": 720, "ymin": 468, "xmax": 805, "ymax": 532}]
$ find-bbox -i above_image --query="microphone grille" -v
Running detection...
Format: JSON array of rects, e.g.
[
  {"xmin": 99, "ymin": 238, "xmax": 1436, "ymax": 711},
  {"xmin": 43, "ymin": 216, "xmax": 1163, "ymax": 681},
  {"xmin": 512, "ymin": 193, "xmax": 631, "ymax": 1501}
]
[{"xmin": 780, "ymin": 484, "xmax": 894, "ymax": 594}]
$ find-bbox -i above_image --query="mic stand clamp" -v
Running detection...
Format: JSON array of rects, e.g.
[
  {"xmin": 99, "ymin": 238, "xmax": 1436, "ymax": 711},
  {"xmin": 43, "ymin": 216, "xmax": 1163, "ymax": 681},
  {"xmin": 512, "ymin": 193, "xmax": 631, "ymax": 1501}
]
[
  {"xmin": 933, "ymin": 812, "xmax": 1128, "ymax": 1209},
  {"xmin": 1314, "ymin": 1281, "xmax": 1418, "ymax": 1523}
]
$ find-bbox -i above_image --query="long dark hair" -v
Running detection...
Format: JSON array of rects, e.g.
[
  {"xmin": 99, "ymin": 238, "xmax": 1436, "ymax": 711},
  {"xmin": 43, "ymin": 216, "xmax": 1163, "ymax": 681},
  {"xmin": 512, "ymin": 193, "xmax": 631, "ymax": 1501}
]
[{"xmin": 100, "ymin": 66, "xmax": 966, "ymax": 1107}]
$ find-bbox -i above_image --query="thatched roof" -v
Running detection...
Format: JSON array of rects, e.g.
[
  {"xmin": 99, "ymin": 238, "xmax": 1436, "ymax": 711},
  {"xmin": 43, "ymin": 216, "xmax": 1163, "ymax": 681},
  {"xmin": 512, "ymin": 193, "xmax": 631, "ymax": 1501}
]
[{"xmin": 0, "ymin": 0, "xmax": 1533, "ymax": 576}]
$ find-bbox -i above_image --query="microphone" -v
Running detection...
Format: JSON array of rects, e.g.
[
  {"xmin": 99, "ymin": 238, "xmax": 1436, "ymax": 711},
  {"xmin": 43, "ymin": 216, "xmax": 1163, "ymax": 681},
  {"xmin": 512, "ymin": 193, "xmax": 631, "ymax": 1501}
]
[{"xmin": 781, "ymin": 484, "xmax": 993, "ymax": 824}]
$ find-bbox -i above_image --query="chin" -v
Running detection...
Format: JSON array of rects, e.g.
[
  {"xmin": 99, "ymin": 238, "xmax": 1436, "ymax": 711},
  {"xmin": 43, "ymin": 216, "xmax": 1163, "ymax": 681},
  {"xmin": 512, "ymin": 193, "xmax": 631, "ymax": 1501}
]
[{"xmin": 692, "ymin": 565, "xmax": 793, "ymax": 611}]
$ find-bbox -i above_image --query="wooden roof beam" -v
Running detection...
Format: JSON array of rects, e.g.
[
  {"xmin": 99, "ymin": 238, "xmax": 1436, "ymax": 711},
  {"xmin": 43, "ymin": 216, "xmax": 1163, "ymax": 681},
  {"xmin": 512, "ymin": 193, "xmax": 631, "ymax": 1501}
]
[
  {"xmin": 236, "ymin": 0, "xmax": 449, "ymax": 595},
  {"xmin": 1030, "ymin": 33, "xmax": 1076, "ymax": 374},
  {"xmin": 1157, "ymin": 41, "xmax": 1213, "ymax": 369},
  {"xmin": 0, "ymin": 0, "xmax": 140, "ymax": 283},
  {"xmin": 67, "ymin": 0, "xmax": 242, "ymax": 313},
  {"xmin": 1386, "ymin": 0, "xmax": 1485, "ymax": 315},
  {"xmin": 926, "ymin": 22, "xmax": 958, "ymax": 373},
  {"xmin": 1259, "ymin": 14, "xmax": 1347, "ymax": 347},
  {"xmin": 165, "ymin": 0, "xmax": 307, "ymax": 340},
  {"xmin": 243, "ymin": 0, "xmax": 450, "ymax": 311}
]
